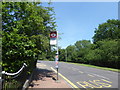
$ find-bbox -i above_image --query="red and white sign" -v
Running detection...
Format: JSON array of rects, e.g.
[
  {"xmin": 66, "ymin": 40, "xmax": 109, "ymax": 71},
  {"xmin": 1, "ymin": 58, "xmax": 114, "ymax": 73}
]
[{"xmin": 50, "ymin": 31, "xmax": 57, "ymax": 38}]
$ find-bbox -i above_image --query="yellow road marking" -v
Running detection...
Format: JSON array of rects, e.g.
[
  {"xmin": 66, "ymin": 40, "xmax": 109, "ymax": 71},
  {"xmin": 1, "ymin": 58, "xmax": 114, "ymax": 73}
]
[
  {"xmin": 77, "ymin": 79, "xmax": 112, "ymax": 88},
  {"xmin": 79, "ymin": 71, "xmax": 84, "ymax": 74},
  {"xmin": 77, "ymin": 81, "xmax": 95, "ymax": 88},
  {"xmin": 89, "ymin": 80, "xmax": 103, "ymax": 88},
  {"xmin": 51, "ymin": 67, "xmax": 79, "ymax": 89},
  {"xmin": 101, "ymin": 79, "xmax": 112, "ymax": 83},
  {"xmin": 93, "ymin": 80, "xmax": 112, "ymax": 87},
  {"xmin": 88, "ymin": 74, "xmax": 94, "ymax": 77}
]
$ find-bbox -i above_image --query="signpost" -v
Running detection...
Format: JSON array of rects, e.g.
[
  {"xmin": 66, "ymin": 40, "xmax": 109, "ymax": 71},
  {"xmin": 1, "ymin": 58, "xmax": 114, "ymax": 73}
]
[
  {"xmin": 50, "ymin": 31, "xmax": 57, "ymax": 45},
  {"xmin": 50, "ymin": 31, "xmax": 57, "ymax": 38},
  {"xmin": 50, "ymin": 31, "xmax": 59, "ymax": 81}
]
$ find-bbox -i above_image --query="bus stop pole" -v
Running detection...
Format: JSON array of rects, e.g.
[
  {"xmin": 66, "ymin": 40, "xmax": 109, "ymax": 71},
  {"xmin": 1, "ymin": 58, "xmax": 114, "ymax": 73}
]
[{"xmin": 56, "ymin": 31, "xmax": 59, "ymax": 81}]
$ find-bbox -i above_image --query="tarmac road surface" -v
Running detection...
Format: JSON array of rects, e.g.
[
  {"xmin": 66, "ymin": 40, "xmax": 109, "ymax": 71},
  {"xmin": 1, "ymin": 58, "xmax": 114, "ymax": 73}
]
[{"xmin": 38, "ymin": 60, "xmax": 119, "ymax": 89}]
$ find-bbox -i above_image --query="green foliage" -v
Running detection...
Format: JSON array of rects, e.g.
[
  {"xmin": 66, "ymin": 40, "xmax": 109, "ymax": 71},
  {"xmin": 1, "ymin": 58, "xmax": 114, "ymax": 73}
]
[
  {"xmin": 4, "ymin": 79, "xmax": 21, "ymax": 89},
  {"xmin": 85, "ymin": 48, "xmax": 104, "ymax": 65},
  {"xmin": 2, "ymin": 2, "xmax": 56, "ymax": 74},
  {"xmin": 91, "ymin": 19, "xmax": 120, "ymax": 68},
  {"xmin": 59, "ymin": 49, "xmax": 65, "ymax": 61},
  {"xmin": 75, "ymin": 40, "xmax": 91, "ymax": 63},
  {"xmin": 86, "ymin": 40, "xmax": 120, "ymax": 68},
  {"xmin": 2, "ymin": 31, "xmax": 36, "ymax": 72},
  {"xmin": 93, "ymin": 19, "xmax": 120, "ymax": 43},
  {"xmin": 66, "ymin": 45, "xmax": 76, "ymax": 62}
]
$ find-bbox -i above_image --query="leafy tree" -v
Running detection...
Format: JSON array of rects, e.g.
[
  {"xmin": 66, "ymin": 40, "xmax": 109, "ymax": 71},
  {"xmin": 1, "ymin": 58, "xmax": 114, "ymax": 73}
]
[
  {"xmin": 93, "ymin": 19, "xmax": 120, "ymax": 43},
  {"xmin": 75, "ymin": 40, "xmax": 91, "ymax": 63},
  {"xmin": 59, "ymin": 49, "xmax": 66, "ymax": 61},
  {"xmin": 97, "ymin": 40, "xmax": 119, "ymax": 68},
  {"xmin": 2, "ymin": 30, "xmax": 37, "ymax": 72},
  {"xmin": 85, "ymin": 40, "xmax": 119, "ymax": 68},
  {"xmin": 66, "ymin": 45, "xmax": 76, "ymax": 62},
  {"xmin": 75, "ymin": 40, "xmax": 91, "ymax": 50},
  {"xmin": 85, "ymin": 48, "xmax": 103, "ymax": 65},
  {"xmin": 2, "ymin": 2, "xmax": 56, "ymax": 73},
  {"xmin": 0, "ymin": 2, "xmax": 1, "ymax": 67},
  {"xmin": 92, "ymin": 19, "xmax": 120, "ymax": 68}
]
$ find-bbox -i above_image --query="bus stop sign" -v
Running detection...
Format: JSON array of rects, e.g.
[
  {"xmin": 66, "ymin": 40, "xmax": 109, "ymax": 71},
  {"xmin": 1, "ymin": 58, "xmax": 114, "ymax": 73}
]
[{"xmin": 50, "ymin": 31, "xmax": 57, "ymax": 38}]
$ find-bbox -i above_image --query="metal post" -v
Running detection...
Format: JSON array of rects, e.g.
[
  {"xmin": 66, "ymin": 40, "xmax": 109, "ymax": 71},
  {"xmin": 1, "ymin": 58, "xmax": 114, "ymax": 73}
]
[
  {"xmin": 56, "ymin": 31, "xmax": 59, "ymax": 81},
  {"xmin": 50, "ymin": 31, "xmax": 59, "ymax": 81},
  {"xmin": 65, "ymin": 50, "xmax": 67, "ymax": 62},
  {"xmin": 57, "ymin": 68, "xmax": 58, "ymax": 80}
]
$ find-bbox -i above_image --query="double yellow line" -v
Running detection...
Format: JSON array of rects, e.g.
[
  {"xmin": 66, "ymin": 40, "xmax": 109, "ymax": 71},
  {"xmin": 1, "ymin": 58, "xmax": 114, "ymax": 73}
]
[{"xmin": 51, "ymin": 67, "xmax": 80, "ymax": 90}]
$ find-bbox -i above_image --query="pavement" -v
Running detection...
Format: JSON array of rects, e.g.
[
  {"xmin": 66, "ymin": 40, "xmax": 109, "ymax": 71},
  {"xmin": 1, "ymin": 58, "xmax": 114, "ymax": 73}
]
[{"xmin": 28, "ymin": 61, "xmax": 72, "ymax": 89}]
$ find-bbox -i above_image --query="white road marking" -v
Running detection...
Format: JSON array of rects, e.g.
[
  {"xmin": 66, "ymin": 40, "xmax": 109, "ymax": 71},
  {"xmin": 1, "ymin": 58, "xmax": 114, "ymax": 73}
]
[
  {"xmin": 88, "ymin": 74, "xmax": 94, "ymax": 77},
  {"xmin": 90, "ymin": 73, "xmax": 109, "ymax": 80},
  {"xmin": 73, "ymin": 67, "xmax": 80, "ymax": 70},
  {"xmin": 71, "ymin": 67, "xmax": 78, "ymax": 71},
  {"xmin": 79, "ymin": 71, "xmax": 84, "ymax": 74}
]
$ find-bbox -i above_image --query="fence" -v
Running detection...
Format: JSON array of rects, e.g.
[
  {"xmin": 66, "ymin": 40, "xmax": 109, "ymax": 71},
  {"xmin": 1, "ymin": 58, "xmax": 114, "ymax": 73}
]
[{"xmin": 1, "ymin": 63, "xmax": 27, "ymax": 90}]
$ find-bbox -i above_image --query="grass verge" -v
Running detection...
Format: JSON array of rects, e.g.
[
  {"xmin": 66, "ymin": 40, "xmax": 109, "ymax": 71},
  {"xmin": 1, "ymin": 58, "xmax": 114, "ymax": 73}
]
[{"xmin": 63, "ymin": 62, "xmax": 119, "ymax": 72}]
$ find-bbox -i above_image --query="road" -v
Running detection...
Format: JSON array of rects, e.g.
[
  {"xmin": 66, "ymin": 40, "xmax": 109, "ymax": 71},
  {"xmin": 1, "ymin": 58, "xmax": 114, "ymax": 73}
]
[{"xmin": 38, "ymin": 60, "xmax": 119, "ymax": 89}]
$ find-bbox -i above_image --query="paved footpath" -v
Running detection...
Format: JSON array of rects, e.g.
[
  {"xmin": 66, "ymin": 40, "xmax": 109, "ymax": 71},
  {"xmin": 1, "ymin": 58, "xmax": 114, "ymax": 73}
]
[{"xmin": 28, "ymin": 61, "xmax": 72, "ymax": 89}]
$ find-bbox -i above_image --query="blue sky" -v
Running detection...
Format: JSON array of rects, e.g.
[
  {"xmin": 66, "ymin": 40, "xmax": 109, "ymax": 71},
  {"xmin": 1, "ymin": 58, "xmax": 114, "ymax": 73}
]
[{"xmin": 44, "ymin": 2, "xmax": 118, "ymax": 48}]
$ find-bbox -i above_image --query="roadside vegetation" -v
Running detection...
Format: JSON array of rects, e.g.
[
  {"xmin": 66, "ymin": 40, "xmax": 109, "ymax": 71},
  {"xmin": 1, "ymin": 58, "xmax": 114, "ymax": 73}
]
[
  {"xmin": 59, "ymin": 19, "xmax": 120, "ymax": 70},
  {"xmin": 65, "ymin": 62, "xmax": 119, "ymax": 72},
  {"xmin": 2, "ymin": 2, "xmax": 56, "ymax": 89}
]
